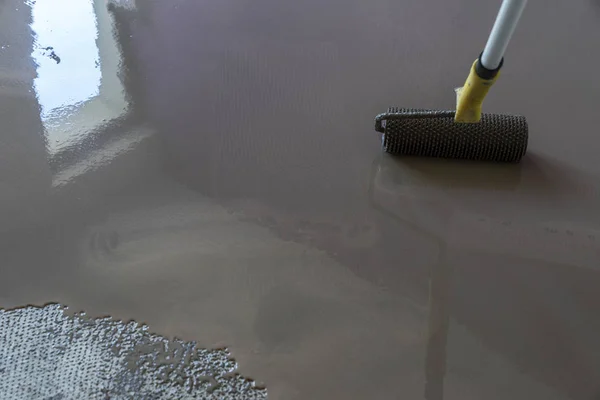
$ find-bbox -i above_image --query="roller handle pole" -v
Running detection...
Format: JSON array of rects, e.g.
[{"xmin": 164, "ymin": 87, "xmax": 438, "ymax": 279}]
[{"xmin": 481, "ymin": 0, "xmax": 528, "ymax": 70}]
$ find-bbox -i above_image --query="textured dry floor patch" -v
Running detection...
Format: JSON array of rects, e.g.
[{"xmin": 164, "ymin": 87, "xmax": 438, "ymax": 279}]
[{"xmin": 0, "ymin": 304, "xmax": 267, "ymax": 399}]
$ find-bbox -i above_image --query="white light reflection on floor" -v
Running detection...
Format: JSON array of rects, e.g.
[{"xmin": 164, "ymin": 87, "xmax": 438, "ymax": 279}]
[{"xmin": 31, "ymin": 0, "xmax": 128, "ymax": 156}]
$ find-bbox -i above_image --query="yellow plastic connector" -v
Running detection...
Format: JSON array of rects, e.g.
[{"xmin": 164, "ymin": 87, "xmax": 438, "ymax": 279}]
[{"xmin": 454, "ymin": 60, "xmax": 499, "ymax": 123}]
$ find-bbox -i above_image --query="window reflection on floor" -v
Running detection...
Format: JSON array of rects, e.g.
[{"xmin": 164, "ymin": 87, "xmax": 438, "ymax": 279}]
[{"xmin": 31, "ymin": 0, "xmax": 128, "ymax": 156}]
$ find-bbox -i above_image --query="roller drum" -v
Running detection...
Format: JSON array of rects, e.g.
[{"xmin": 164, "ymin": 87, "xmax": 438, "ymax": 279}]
[{"xmin": 376, "ymin": 108, "xmax": 528, "ymax": 162}]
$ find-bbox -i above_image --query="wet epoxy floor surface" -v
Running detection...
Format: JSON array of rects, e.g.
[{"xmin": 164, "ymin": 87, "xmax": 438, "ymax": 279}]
[{"xmin": 2, "ymin": 0, "xmax": 600, "ymax": 398}]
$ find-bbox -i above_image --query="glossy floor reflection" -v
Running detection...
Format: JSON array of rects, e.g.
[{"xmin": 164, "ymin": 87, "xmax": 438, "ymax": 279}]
[{"xmin": 1, "ymin": 0, "xmax": 600, "ymax": 399}]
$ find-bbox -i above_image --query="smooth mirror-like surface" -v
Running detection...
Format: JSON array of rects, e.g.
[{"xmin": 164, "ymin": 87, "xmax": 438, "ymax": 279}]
[{"xmin": 1, "ymin": 0, "xmax": 599, "ymax": 398}]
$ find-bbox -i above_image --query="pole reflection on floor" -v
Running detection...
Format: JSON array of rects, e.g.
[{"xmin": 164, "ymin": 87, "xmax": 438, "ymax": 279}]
[{"xmin": 424, "ymin": 246, "xmax": 450, "ymax": 400}]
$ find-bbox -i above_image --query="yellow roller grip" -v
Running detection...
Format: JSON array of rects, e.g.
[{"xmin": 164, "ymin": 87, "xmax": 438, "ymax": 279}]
[{"xmin": 454, "ymin": 60, "xmax": 499, "ymax": 123}]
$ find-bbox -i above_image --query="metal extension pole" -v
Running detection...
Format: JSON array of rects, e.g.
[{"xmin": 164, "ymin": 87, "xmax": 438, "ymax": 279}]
[{"xmin": 481, "ymin": 0, "xmax": 528, "ymax": 70}]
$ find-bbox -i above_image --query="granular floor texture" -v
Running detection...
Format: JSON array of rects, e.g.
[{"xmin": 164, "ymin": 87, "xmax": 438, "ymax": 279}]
[{"xmin": 0, "ymin": 304, "xmax": 267, "ymax": 400}]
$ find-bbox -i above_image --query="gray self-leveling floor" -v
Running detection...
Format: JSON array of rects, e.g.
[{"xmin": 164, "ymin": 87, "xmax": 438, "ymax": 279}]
[{"xmin": 1, "ymin": 0, "xmax": 600, "ymax": 399}]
